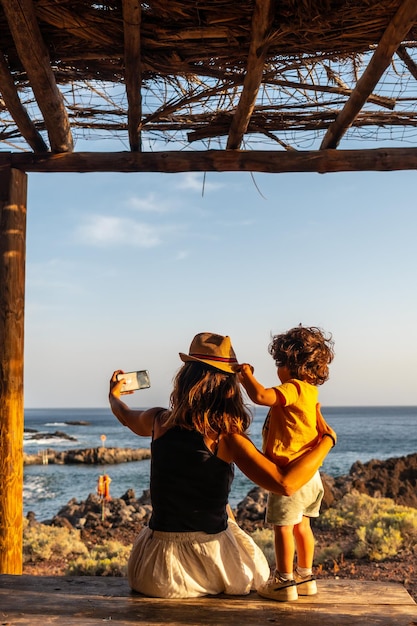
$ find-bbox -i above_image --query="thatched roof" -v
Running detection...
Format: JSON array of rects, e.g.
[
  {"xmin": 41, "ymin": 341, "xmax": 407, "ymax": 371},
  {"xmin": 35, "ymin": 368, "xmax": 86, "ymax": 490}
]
[{"xmin": 0, "ymin": 0, "xmax": 417, "ymax": 171}]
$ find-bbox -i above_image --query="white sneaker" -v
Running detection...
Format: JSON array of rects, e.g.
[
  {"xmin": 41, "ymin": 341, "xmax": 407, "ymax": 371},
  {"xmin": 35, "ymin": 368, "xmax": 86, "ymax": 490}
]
[
  {"xmin": 257, "ymin": 574, "xmax": 298, "ymax": 602},
  {"xmin": 294, "ymin": 571, "xmax": 317, "ymax": 595}
]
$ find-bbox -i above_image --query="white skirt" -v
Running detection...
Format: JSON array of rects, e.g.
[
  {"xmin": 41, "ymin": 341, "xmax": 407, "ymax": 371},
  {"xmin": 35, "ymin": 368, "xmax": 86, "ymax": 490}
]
[{"xmin": 127, "ymin": 519, "xmax": 270, "ymax": 598}]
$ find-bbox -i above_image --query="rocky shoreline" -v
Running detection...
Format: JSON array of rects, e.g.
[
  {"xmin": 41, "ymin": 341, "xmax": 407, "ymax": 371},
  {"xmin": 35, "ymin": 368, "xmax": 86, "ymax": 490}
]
[
  {"xmin": 27, "ymin": 450, "xmax": 417, "ymax": 533},
  {"xmin": 24, "ymin": 447, "xmax": 151, "ymax": 465},
  {"xmin": 24, "ymin": 452, "xmax": 417, "ymax": 601}
]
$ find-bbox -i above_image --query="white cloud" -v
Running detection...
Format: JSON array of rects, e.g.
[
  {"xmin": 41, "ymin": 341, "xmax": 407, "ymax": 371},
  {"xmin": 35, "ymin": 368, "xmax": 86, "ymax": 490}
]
[
  {"xmin": 175, "ymin": 250, "xmax": 190, "ymax": 260},
  {"xmin": 76, "ymin": 215, "xmax": 161, "ymax": 248},
  {"xmin": 127, "ymin": 193, "xmax": 172, "ymax": 213},
  {"xmin": 175, "ymin": 172, "xmax": 224, "ymax": 193}
]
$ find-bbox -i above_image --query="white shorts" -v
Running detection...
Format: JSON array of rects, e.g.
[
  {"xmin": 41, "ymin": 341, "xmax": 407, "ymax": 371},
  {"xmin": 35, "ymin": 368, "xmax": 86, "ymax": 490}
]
[
  {"xmin": 127, "ymin": 518, "xmax": 270, "ymax": 598},
  {"xmin": 266, "ymin": 471, "xmax": 324, "ymax": 526}
]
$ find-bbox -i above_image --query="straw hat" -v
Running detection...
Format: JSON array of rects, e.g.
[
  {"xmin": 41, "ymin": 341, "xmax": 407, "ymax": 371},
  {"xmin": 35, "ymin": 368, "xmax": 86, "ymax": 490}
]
[{"xmin": 179, "ymin": 332, "xmax": 239, "ymax": 373}]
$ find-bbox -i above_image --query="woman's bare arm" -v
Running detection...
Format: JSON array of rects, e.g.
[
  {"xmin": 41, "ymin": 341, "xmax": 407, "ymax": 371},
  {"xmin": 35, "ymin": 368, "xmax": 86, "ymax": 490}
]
[
  {"xmin": 108, "ymin": 370, "xmax": 164, "ymax": 436},
  {"xmin": 222, "ymin": 432, "xmax": 334, "ymax": 496}
]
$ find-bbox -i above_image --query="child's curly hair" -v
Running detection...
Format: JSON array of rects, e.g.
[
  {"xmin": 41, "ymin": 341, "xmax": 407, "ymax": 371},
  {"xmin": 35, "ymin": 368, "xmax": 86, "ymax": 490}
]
[{"xmin": 269, "ymin": 325, "xmax": 334, "ymax": 385}]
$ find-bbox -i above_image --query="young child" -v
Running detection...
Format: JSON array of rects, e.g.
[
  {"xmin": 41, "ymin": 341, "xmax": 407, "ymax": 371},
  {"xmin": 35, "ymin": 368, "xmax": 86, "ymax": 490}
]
[{"xmin": 239, "ymin": 325, "xmax": 335, "ymax": 602}]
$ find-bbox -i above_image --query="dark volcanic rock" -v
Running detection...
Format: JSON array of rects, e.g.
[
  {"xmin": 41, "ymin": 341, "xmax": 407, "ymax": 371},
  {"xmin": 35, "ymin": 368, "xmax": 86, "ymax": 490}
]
[
  {"xmin": 46, "ymin": 489, "xmax": 153, "ymax": 540},
  {"xmin": 27, "ymin": 430, "xmax": 77, "ymax": 442},
  {"xmin": 235, "ymin": 486, "xmax": 268, "ymax": 532},
  {"xmin": 332, "ymin": 452, "xmax": 417, "ymax": 508},
  {"xmin": 31, "ymin": 453, "xmax": 417, "ymax": 538},
  {"xmin": 24, "ymin": 447, "xmax": 151, "ymax": 465},
  {"xmin": 234, "ymin": 453, "xmax": 417, "ymax": 531}
]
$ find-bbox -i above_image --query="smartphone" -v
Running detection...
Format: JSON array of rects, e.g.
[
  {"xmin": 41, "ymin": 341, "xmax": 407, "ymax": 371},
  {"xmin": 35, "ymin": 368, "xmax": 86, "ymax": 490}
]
[{"xmin": 116, "ymin": 370, "xmax": 151, "ymax": 392}]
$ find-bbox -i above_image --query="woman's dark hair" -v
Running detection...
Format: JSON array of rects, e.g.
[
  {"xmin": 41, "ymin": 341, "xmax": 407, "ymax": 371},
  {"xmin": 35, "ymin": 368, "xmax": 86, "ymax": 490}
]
[
  {"xmin": 163, "ymin": 362, "xmax": 252, "ymax": 435},
  {"xmin": 269, "ymin": 326, "xmax": 334, "ymax": 385}
]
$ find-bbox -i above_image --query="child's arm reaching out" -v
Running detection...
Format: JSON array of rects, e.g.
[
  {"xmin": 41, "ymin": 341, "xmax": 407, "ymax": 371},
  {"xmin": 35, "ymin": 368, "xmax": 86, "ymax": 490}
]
[{"xmin": 238, "ymin": 363, "xmax": 282, "ymax": 407}]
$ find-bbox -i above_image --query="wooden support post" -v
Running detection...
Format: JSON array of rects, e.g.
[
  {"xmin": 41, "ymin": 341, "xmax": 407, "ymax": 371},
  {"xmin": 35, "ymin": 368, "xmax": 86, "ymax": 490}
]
[{"xmin": 0, "ymin": 167, "xmax": 27, "ymax": 574}]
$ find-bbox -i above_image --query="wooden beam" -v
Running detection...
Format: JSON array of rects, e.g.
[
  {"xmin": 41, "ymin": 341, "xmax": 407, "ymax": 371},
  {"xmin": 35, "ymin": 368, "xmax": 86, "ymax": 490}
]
[
  {"xmin": 1, "ymin": 148, "xmax": 417, "ymax": 173},
  {"xmin": 265, "ymin": 77, "xmax": 396, "ymax": 110},
  {"xmin": 397, "ymin": 44, "xmax": 417, "ymax": 81},
  {"xmin": 122, "ymin": 0, "xmax": 142, "ymax": 152},
  {"xmin": 187, "ymin": 110, "xmax": 417, "ymax": 144},
  {"xmin": 0, "ymin": 167, "xmax": 27, "ymax": 574},
  {"xmin": 320, "ymin": 0, "xmax": 417, "ymax": 150},
  {"xmin": 226, "ymin": 0, "xmax": 274, "ymax": 149},
  {"xmin": 0, "ymin": 0, "xmax": 73, "ymax": 153},
  {"xmin": 0, "ymin": 51, "xmax": 48, "ymax": 153}
]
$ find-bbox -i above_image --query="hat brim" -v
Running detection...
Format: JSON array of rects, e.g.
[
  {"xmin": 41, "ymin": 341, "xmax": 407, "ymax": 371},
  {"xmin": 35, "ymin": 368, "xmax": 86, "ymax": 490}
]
[{"xmin": 179, "ymin": 353, "xmax": 240, "ymax": 374}]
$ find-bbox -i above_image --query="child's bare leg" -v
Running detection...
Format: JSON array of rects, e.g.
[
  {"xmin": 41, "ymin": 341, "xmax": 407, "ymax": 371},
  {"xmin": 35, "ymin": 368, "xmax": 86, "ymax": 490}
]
[
  {"xmin": 293, "ymin": 515, "xmax": 314, "ymax": 569},
  {"xmin": 257, "ymin": 523, "xmax": 299, "ymax": 601},
  {"xmin": 293, "ymin": 516, "xmax": 318, "ymax": 595},
  {"xmin": 274, "ymin": 524, "xmax": 295, "ymax": 575}
]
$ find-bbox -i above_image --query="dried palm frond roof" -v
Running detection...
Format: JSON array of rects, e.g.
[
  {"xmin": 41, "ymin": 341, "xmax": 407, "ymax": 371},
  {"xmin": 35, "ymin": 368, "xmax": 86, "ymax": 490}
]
[{"xmin": 0, "ymin": 0, "xmax": 417, "ymax": 172}]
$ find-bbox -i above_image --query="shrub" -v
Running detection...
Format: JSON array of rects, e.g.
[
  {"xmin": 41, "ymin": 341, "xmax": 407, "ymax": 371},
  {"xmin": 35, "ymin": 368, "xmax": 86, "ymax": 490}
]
[
  {"xmin": 23, "ymin": 519, "xmax": 88, "ymax": 563},
  {"xmin": 66, "ymin": 540, "xmax": 131, "ymax": 576},
  {"xmin": 250, "ymin": 528, "xmax": 275, "ymax": 566},
  {"xmin": 318, "ymin": 492, "xmax": 417, "ymax": 561}
]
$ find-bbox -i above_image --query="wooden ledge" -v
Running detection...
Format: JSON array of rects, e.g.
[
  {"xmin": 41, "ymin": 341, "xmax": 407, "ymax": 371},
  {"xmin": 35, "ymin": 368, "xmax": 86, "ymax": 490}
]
[{"xmin": 1, "ymin": 575, "xmax": 416, "ymax": 625}]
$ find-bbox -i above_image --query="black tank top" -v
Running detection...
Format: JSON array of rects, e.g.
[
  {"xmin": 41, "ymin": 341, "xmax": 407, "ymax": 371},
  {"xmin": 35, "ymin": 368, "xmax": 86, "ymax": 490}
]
[{"xmin": 149, "ymin": 426, "xmax": 234, "ymax": 533}]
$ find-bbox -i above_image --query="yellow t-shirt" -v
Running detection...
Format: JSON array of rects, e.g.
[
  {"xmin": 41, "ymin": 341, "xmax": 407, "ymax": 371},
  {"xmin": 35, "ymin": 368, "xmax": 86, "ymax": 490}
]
[{"xmin": 262, "ymin": 379, "xmax": 320, "ymax": 466}]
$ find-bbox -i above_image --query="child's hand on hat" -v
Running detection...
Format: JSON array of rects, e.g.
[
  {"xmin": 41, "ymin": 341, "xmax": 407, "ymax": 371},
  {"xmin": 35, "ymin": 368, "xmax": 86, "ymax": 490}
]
[{"xmin": 238, "ymin": 363, "xmax": 255, "ymax": 379}]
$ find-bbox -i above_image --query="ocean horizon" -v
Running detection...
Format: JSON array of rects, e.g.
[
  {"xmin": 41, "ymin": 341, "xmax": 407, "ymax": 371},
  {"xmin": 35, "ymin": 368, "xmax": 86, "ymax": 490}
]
[{"xmin": 23, "ymin": 405, "xmax": 417, "ymax": 522}]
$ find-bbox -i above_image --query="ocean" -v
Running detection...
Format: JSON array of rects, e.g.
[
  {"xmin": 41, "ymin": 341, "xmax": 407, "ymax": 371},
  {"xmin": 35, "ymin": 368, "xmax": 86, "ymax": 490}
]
[{"xmin": 23, "ymin": 406, "xmax": 417, "ymax": 522}]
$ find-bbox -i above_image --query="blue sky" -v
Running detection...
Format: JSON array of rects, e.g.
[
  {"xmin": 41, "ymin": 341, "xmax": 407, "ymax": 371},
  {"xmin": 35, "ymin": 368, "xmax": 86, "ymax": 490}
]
[{"xmin": 23, "ymin": 166, "xmax": 417, "ymax": 408}]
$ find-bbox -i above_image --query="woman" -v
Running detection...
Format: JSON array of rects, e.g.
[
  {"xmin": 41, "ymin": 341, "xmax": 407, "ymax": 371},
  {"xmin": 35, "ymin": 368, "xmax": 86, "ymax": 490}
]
[{"xmin": 109, "ymin": 332, "xmax": 336, "ymax": 599}]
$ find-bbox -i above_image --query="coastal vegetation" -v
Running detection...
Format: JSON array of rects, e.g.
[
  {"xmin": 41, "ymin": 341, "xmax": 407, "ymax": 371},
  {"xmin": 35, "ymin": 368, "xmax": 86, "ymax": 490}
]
[
  {"xmin": 23, "ymin": 518, "xmax": 129, "ymax": 576},
  {"xmin": 23, "ymin": 518, "xmax": 87, "ymax": 563},
  {"xmin": 66, "ymin": 541, "xmax": 131, "ymax": 577},
  {"xmin": 23, "ymin": 492, "xmax": 417, "ymax": 577},
  {"xmin": 317, "ymin": 492, "xmax": 417, "ymax": 561}
]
